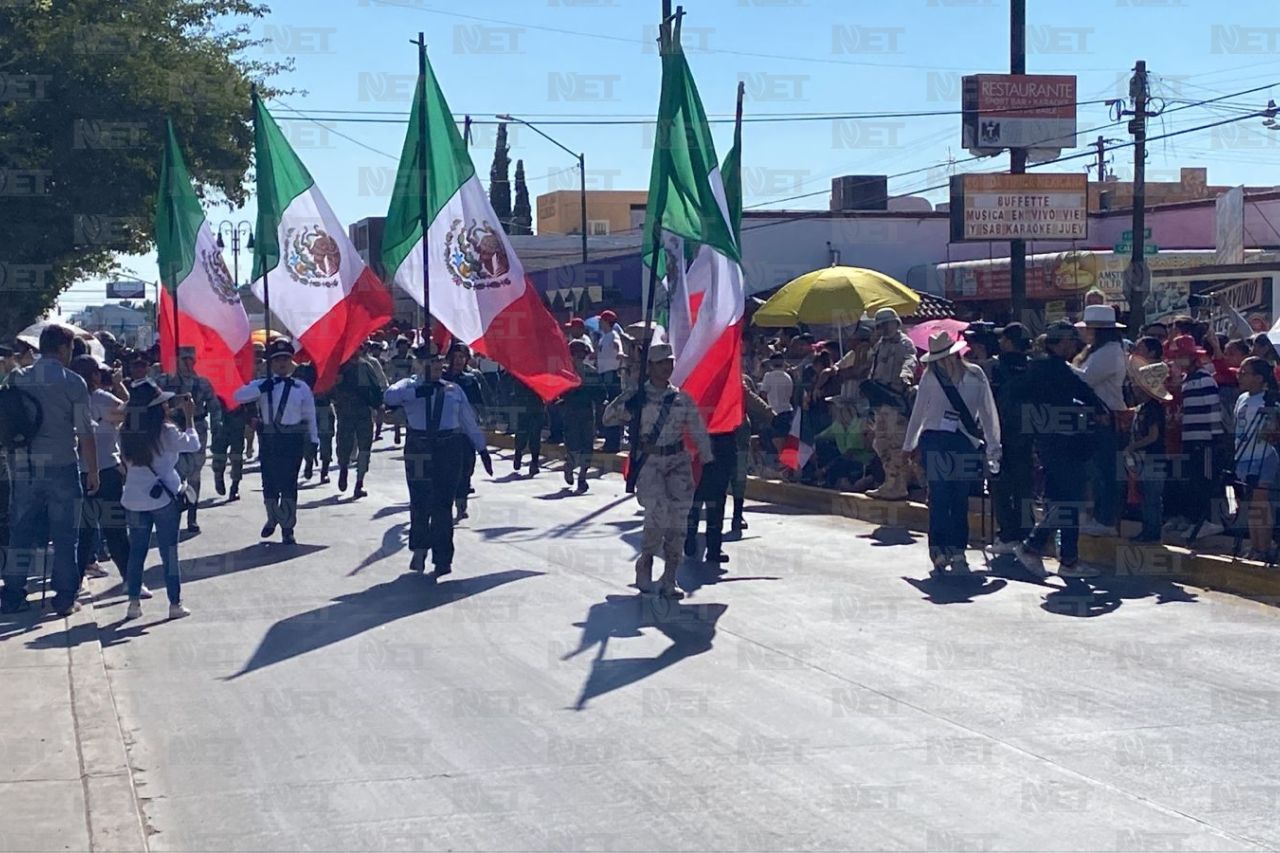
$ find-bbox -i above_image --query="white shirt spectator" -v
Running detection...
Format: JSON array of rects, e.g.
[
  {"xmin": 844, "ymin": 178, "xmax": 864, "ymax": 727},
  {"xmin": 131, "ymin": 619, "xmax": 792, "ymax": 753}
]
[
  {"xmin": 596, "ymin": 326, "xmax": 623, "ymax": 373},
  {"xmin": 760, "ymin": 367, "xmax": 794, "ymax": 414},
  {"xmin": 903, "ymin": 363, "xmax": 1002, "ymax": 466},
  {"xmin": 121, "ymin": 424, "xmax": 201, "ymax": 512},
  {"xmin": 1080, "ymin": 341, "xmax": 1127, "ymax": 411}
]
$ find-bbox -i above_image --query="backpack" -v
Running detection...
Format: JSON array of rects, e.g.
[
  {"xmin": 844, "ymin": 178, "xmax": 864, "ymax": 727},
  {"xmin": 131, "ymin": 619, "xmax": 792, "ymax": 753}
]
[{"xmin": 0, "ymin": 384, "xmax": 43, "ymax": 451}]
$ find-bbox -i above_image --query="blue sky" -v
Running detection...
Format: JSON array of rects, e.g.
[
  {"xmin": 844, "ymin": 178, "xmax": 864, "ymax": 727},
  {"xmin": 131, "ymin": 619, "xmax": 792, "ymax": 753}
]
[{"xmin": 64, "ymin": 0, "xmax": 1280, "ymax": 311}]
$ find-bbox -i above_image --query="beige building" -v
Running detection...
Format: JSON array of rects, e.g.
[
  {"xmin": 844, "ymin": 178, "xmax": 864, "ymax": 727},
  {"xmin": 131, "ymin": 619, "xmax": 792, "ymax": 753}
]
[
  {"xmin": 1090, "ymin": 166, "xmax": 1275, "ymax": 212},
  {"xmin": 536, "ymin": 190, "xmax": 648, "ymax": 236}
]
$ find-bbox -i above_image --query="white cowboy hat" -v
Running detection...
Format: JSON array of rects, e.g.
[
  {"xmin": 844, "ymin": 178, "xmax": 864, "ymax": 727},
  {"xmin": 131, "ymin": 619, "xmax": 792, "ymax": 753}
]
[
  {"xmin": 1075, "ymin": 304, "xmax": 1126, "ymax": 329},
  {"xmin": 920, "ymin": 330, "xmax": 966, "ymax": 363}
]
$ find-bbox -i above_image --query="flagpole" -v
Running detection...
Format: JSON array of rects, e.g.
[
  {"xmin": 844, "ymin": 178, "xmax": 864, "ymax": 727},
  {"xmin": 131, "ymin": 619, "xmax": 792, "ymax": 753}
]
[
  {"xmin": 164, "ymin": 119, "xmax": 182, "ymax": 369},
  {"xmin": 626, "ymin": 3, "xmax": 680, "ymax": 494},
  {"xmin": 413, "ymin": 33, "xmax": 432, "ymax": 349},
  {"xmin": 251, "ymin": 85, "xmax": 271, "ymax": 346}
]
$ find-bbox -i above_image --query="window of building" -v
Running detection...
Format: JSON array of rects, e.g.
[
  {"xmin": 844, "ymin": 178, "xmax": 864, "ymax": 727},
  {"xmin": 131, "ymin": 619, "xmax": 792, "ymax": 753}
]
[{"xmin": 588, "ymin": 220, "xmax": 610, "ymax": 236}]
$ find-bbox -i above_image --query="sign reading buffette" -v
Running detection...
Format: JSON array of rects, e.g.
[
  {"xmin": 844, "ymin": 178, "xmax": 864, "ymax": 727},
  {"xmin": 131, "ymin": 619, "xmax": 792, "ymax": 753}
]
[{"xmin": 949, "ymin": 173, "xmax": 1088, "ymax": 242}]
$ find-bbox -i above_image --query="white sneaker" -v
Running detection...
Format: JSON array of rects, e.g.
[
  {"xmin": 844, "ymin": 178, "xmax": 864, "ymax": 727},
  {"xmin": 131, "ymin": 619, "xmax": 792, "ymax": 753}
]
[
  {"xmin": 138, "ymin": 584, "xmax": 154, "ymax": 600},
  {"xmin": 1079, "ymin": 520, "xmax": 1118, "ymax": 537},
  {"xmin": 125, "ymin": 599, "xmax": 142, "ymax": 620},
  {"xmin": 168, "ymin": 603, "xmax": 191, "ymax": 620},
  {"xmin": 1013, "ymin": 544, "xmax": 1050, "ymax": 579},
  {"xmin": 989, "ymin": 540, "xmax": 1019, "ymax": 556},
  {"xmin": 1058, "ymin": 562, "xmax": 1100, "ymax": 579}
]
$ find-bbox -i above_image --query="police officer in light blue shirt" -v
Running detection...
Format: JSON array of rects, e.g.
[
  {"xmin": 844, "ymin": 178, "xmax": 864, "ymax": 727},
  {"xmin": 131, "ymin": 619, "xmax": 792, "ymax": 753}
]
[{"xmin": 384, "ymin": 343, "xmax": 493, "ymax": 575}]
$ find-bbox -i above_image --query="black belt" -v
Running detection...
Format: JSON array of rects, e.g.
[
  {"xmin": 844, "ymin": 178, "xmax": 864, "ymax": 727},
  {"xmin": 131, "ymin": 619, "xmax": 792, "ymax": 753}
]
[{"xmin": 640, "ymin": 442, "xmax": 685, "ymax": 457}]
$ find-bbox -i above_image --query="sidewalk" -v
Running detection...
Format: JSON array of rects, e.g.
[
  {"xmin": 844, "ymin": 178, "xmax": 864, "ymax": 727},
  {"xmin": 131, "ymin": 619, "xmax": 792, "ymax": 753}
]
[
  {"xmin": 0, "ymin": 588, "xmax": 147, "ymax": 853},
  {"xmin": 487, "ymin": 431, "xmax": 1280, "ymax": 604}
]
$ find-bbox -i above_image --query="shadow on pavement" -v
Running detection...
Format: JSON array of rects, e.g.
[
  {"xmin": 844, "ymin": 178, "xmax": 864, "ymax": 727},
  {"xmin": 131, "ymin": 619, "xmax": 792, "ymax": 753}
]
[
  {"xmin": 677, "ymin": 560, "xmax": 779, "ymax": 597},
  {"xmin": 94, "ymin": 543, "xmax": 328, "ymax": 602},
  {"xmin": 562, "ymin": 594, "xmax": 727, "ymax": 711},
  {"xmin": 371, "ymin": 502, "xmax": 410, "ymax": 520},
  {"xmin": 1040, "ymin": 575, "xmax": 1198, "ymax": 618},
  {"xmin": 902, "ymin": 574, "xmax": 1008, "ymax": 605},
  {"xmin": 227, "ymin": 569, "xmax": 544, "ymax": 679},
  {"xmin": 863, "ymin": 526, "xmax": 918, "ymax": 546},
  {"xmin": 297, "ymin": 495, "xmax": 344, "ymax": 511},
  {"xmin": 474, "ymin": 526, "xmax": 537, "ymax": 540},
  {"xmin": 350, "ymin": 522, "xmax": 408, "ymax": 575},
  {"xmin": 24, "ymin": 617, "xmax": 101, "ymax": 651}
]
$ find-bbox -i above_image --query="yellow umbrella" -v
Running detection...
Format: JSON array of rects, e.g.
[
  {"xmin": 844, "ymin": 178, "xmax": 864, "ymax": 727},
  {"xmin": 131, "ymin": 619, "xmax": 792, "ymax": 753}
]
[{"xmin": 751, "ymin": 266, "xmax": 921, "ymax": 328}]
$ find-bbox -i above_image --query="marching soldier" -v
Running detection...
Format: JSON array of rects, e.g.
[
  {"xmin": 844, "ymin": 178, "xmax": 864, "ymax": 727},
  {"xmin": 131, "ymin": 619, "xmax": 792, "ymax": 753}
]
[
  {"xmin": 442, "ymin": 343, "xmax": 487, "ymax": 519},
  {"xmin": 158, "ymin": 346, "xmax": 219, "ymax": 534},
  {"xmin": 295, "ymin": 359, "xmax": 336, "ymax": 483},
  {"xmin": 211, "ymin": 398, "xmax": 250, "ymax": 502},
  {"xmin": 865, "ymin": 308, "xmax": 918, "ymax": 501},
  {"xmin": 384, "ymin": 343, "xmax": 493, "ymax": 576},
  {"xmin": 558, "ymin": 336, "xmax": 607, "ymax": 493},
  {"xmin": 602, "ymin": 343, "xmax": 712, "ymax": 599},
  {"xmin": 232, "ymin": 338, "xmax": 319, "ymax": 544},
  {"xmin": 245, "ymin": 340, "xmax": 267, "ymax": 460},
  {"xmin": 332, "ymin": 340, "xmax": 388, "ymax": 498},
  {"xmin": 385, "ymin": 336, "xmax": 415, "ymax": 446}
]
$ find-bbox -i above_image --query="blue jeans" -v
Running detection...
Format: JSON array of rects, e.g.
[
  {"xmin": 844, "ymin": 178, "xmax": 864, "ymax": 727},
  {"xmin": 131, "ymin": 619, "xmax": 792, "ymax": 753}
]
[
  {"xmin": 920, "ymin": 430, "xmax": 983, "ymax": 564},
  {"xmin": 3, "ymin": 463, "xmax": 82, "ymax": 608},
  {"xmin": 125, "ymin": 500, "xmax": 182, "ymax": 604},
  {"xmin": 1136, "ymin": 454, "xmax": 1167, "ymax": 538}
]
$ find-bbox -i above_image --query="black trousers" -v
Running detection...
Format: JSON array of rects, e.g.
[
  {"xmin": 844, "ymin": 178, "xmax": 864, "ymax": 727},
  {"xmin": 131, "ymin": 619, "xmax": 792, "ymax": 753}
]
[
  {"xmin": 455, "ymin": 445, "xmax": 476, "ymax": 501},
  {"xmin": 514, "ymin": 410, "xmax": 544, "ymax": 464},
  {"xmin": 260, "ymin": 431, "xmax": 306, "ymax": 530},
  {"xmin": 405, "ymin": 431, "xmax": 465, "ymax": 567},
  {"xmin": 78, "ymin": 466, "xmax": 130, "ymax": 579},
  {"xmin": 686, "ymin": 433, "xmax": 738, "ymax": 558},
  {"xmin": 993, "ymin": 442, "xmax": 1034, "ymax": 544}
]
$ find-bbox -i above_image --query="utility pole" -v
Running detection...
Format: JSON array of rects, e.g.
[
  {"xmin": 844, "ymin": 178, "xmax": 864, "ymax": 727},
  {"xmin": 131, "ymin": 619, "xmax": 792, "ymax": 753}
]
[
  {"xmin": 1009, "ymin": 0, "xmax": 1027, "ymax": 325},
  {"xmin": 1125, "ymin": 60, "xmax": 1152, "ymax": 331}
]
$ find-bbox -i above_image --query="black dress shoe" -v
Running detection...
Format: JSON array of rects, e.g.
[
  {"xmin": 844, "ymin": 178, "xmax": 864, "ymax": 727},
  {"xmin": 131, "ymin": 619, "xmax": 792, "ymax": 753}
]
[
  {"xmin": 261, "ymin": 522, "xmax": 276, "ymax": 538},
  {"xmin": 706, "ymin": 552, "xmax": 730, "ymax": 564},
  {"xmin": 214, "ymin": 475, "xmax": 226, "ymax": 496},
  {"xmin": 337, "ymin": 469, "xmax": 349, "ymax": 492},
  {"xmin": 281, "ymin": 529, "xmax": 296, "ymax": 545},
  {"xmin": 434, "ymin": 565, "xmax": 452, "ymax": 577},
  {"xmin": 1, "ymin": 599, "xmax": 31, "ymax": 614},
  {"xmin": 185, "ymin": 522, "xmax": 201, "ymax": 535},
  {"xmin": 353, "ymin": 484, "xmax": 368, "ymax": 499},
  {"xmin": 228, "ymin": 484, "xmax": 240, "ymax": 502}
]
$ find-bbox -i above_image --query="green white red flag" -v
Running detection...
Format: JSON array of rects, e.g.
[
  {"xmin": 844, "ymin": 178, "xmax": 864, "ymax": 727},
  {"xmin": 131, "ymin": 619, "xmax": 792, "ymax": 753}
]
[
  {"xmin": 155, "ymin": 119, "xmax": 254, "ymax": 407},
  {"xmin": 381, "ymin": 52, "xmax": 578, "ymax": 403},
  {"xmin": 250, "ymin": 98, "xmax": 393, "ymax": 392},
  {"xmin": 643, "ymin": 21, "xmax": 745, "ymax": 434}
]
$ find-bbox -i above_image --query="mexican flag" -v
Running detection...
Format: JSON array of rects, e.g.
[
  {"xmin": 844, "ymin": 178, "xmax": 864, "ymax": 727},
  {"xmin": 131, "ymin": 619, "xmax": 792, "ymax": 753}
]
[
  {"xmin": 645, "ymin": 23, "xmax": 745, "ymax": 435},
  {"xmin": 381, "ymin": 53, "xmax": 578, "ymax": 403},
  {"xmin": 250, "ymin": 98, "xmax": 392, "ymax": 392},
  {"xmin": 779, "ymin": 408, "xmax": 814, "ymax": 471},
  {"xmin": 155, "ymin": 119, "xmax": 254, "ymax": 407}
]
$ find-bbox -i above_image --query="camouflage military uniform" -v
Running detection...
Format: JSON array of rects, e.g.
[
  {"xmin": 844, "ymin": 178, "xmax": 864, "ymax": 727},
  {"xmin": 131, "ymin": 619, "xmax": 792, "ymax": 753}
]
[
  {"xmin": 866, "ymin": 329, "xmax": 918, "ymax": 500},
  {"xmin": 332, "ymin": 354, "xmax": 388, "ymax": 494},
  {"xmin": 603, "ymin": 381, "xmax": 712, "ymax": 598},
  {"xmin": 157, "ymin": 369, "xmax": 220, "ymax": 529}
]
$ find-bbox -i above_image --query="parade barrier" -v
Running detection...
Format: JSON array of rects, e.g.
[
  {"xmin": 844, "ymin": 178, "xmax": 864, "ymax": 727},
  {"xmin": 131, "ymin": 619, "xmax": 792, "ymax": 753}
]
[{"xmin": 486, "ymin": 431, "xmax": 1280, "ymax": 605}]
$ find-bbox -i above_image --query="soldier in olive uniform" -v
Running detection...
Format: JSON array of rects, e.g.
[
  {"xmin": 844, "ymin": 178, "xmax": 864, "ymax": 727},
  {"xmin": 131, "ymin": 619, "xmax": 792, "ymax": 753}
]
[
  {"xmin": 158, "ymin": 346, "xmax": 219, "ymax": 533},
  {"xmin": 294, "ymin": 359, "xmax": 336, "ymax": 483},
  {"xmin": 865, "ymin": 308, "xmax": 918, "ymax": 501},
  {"xmin": 385, "ymin": 336, "xmax": 415, "ymax": 446},
  {"xmin": 558, "ymin": 337, "xmax": 607, "ymax": 493},
  {"xmin": 332, "ymin": 340, "xmax": 388, "ymax": 498},
  {"xmin": 211, "ymin": 399, "xmax": 250, "ymax": 502},
  {"xmin": 602, "ymin": 344, "xmax": 712, "ymax": 600}
]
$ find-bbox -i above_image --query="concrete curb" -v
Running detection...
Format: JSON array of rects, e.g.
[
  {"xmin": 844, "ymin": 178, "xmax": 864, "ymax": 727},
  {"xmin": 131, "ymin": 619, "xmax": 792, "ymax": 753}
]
[
  {"xmin": 65, "ymin": 596, "xmax": 149, "ymax": 852},
  {"xmin": 486, "ymin": 431, "xmax": 1280, "ymax": 604}
]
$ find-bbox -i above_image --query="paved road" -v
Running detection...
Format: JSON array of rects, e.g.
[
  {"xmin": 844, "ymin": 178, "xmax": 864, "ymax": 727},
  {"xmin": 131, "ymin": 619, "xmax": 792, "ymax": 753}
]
[{"xmin": 75, "ymin": 440, "xmax": 1280, "ymax": 851}]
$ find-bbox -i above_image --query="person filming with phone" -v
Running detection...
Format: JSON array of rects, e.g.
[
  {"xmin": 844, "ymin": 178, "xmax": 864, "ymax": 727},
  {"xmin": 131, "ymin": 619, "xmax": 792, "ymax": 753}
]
[{"xmin": 119, "ymin": 379, "xmax": 200, "ymax": 621}]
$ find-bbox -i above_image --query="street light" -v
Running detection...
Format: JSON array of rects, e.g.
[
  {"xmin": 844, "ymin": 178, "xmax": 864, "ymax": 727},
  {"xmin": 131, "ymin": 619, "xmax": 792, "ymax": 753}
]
[
  {"xmin": 496, "ymin": 113, "xmax": 588, "ymax": 265},
  {"xmin": 215, "ymin": 220, "xmax": 255, "ymax": 286}
]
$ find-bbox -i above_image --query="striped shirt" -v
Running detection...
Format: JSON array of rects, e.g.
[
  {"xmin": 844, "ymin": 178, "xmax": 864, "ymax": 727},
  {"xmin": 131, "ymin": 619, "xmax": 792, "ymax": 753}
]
[{"xmin": 1181, "ymin": 366, "xmax": 1223, "ymax": 443}]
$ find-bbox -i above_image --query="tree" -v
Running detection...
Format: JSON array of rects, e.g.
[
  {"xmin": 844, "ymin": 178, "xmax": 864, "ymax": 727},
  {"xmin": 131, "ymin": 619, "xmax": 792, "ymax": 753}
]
[
  {"xmin": 512, "ymin": 159, "xmax": 532, "ymax": 236},
  {"xmin": 0, "ymin": 0, "xmax": 290, "ymax": 331},
  {"xmin": 489, "ymin": 122, "xmax": 512, "ymax": 228}
]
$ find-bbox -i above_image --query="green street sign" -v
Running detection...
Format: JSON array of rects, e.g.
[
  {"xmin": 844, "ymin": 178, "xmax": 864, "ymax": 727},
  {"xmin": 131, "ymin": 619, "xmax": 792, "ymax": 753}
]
[
  {"xmin": 1114, "ymin": 242, "xmax": 1159, "ymax": 255},
  {"xmin": 1121, "ymin": 228, "xmax": 1152, "ymax": 241}
]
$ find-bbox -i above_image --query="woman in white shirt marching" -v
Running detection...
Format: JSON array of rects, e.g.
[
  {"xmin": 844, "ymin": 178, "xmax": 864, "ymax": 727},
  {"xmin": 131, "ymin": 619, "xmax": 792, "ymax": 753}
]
[
  {"xmin": 119, "ymin": 380, "xmax": 201, "ymax": 620},
  {"xmin": 1075, "ymin": 305, "xmax": 1128, "ymax": 535},
  {"xmin": 903, "ymin": 331, "xmax": 1002, "ymax": 576}
]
